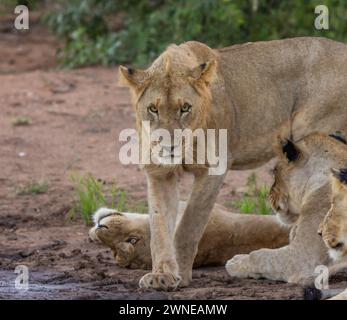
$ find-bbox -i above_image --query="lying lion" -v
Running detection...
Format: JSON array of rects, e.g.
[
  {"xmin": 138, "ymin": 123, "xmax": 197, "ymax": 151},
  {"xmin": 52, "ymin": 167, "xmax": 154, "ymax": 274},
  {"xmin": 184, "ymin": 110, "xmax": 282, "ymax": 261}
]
[
  {"xmin": 226, "ymin": 133, "xmax": 347, "ymax": 284},
  {"xmin": 89, "ymin": 201, "xmax": 289, "ymax": 269}
]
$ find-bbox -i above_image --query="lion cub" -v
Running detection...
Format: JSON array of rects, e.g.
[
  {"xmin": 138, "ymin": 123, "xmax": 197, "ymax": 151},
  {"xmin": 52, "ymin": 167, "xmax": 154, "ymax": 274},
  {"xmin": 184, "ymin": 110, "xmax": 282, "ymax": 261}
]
[
  {"xmin": 309, "ymin": 168, "xmax": 347, "ymax": 300},
  {"xmin": 226, "ymin": 133, "xmax": 347, "ymax": 283},
  {"xmin": 318, "ymin": 169, "xmax": 347, "ymax": 288},
  {"xmin": 316, "ymin": 168, "xmax": 347, "ymax": 299},
  {"xmin": 89, "ymin": 201, "xmax": 289, "ymax": 270},
  {"xmin": 319, "ymin": 168, "xmax": 347, "ymax": 260}
]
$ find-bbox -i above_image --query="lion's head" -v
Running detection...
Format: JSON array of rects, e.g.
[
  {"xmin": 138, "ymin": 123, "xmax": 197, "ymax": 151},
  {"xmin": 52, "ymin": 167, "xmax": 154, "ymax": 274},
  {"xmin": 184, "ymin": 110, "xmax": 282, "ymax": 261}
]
[
  {"xmin": 269, "ymin": 133, "xmax": 347, "ymax": 227},
  {"xmin": 318, "ymin": 168, "xmax": 347, "ymax": 261},
  {"xmin": 268, "ymin": 138, "xmax": 304, "ymax": 226},
  {"xmin": 89, "ymin": 208, "xmax": 151, "ymax": 269},
  {"xmin": 119, "ymin": 42, "xmax": 218, "ymax": 171}
]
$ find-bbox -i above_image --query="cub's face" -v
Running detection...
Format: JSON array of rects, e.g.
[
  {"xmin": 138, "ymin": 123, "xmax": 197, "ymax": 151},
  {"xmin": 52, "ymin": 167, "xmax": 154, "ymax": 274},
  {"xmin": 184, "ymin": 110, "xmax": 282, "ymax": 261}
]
[
  {"xmin": 319, "ymin": 169, "xmax": 347, "ymax": 260},
  {"xmin": 269, "ymin": 140, "xmax": 305, "ymax": 226},
  {"xmin": 89, "ymin": 208, "xmax": 151, "ymax": 269}
]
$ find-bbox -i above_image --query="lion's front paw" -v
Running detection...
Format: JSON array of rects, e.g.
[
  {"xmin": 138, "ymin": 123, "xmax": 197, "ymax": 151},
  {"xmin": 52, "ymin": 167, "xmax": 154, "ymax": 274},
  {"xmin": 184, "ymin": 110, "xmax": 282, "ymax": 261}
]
[
  {"xmin": 139, "ymin": 272, "xmax": 181, "ymax": 291},
  {"xmin": 178, "ymin": 270, "xmax": 192, "ymax": 288},
  {"xmin": 225, "ymin": 254, "xmax": 252, "ymax": 278}
]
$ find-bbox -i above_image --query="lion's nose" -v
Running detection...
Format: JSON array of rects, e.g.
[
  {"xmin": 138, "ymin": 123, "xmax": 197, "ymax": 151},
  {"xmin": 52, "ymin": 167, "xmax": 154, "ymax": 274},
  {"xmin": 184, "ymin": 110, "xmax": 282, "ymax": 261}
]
[{"xmin": 331, "ymin": 242, "xmax": 344, "ymax": 250}]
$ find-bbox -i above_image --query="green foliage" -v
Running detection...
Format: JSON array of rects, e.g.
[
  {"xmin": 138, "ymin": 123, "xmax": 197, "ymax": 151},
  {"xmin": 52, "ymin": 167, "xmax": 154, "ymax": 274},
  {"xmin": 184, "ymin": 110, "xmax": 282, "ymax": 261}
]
[
  {"xmin": 236, "ymin": 198, "xmax": 257, "ymax": 214},
  {"xmin": 258, "ymin": 186, "xmax": 272, "ymax": 215},
  {"xmin": 45, "ymin": 0, "xmax": 121, "ymax": 68},
  {"xmin": 1, "ymin": 0, "xmax": 43, "ymax": 9},
  {"xmin": 70, "ymin": 173, "xmax": 128, "ymax": 225},
  {"xmin": 46, "ymin": 0, "xmax": 347, "ymax": 68},
  {"xmin": 232, "ymin": 173, "xmax": 272, "ymax": 215},
  {"xmin": 16, "ymin": 180, "xmax": 49, "ymax": 195},
  {"xmin": 133, "ymin": 201, "xmax": 148, "ymax": 214}
]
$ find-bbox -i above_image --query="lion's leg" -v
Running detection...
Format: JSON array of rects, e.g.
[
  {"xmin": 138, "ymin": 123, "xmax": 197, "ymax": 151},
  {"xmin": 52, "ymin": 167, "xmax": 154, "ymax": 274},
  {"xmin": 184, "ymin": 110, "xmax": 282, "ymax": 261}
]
[
  {"xmin": 174, "ymin": 171, "xmax": 226, "ymax": 286},
  {"xmin": 139, "ymin": 172, "xmax": 181, "ymax": 290},
  {"xmin": 226, "ymin": 205, "xmax": 329, "ymax": 283}
]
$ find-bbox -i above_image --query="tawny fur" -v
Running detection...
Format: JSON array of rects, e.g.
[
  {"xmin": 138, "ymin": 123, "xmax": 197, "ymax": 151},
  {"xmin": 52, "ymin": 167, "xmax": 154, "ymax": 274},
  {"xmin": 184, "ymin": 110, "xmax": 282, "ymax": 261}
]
[
  {"xmin": 319, "ymin": 171, "xmax": 347, "ymax": 260},
  {"xmin": 119, "ymin": 38, "xmax": 347, "ymax": 290},
  {"xmin": 317, "ymin": 169, "xmax": 347, "ymax": 299},
  {"xmin": 329, "ymin": 289, "xmax": 347, "ymax": 300},
  {"xmin": 89, "ymin": 201, "xmax": 289, "ymax": 269},
  {"xmin": 226, "ymin": 134, "xmax": 347, "ymax": 283}
]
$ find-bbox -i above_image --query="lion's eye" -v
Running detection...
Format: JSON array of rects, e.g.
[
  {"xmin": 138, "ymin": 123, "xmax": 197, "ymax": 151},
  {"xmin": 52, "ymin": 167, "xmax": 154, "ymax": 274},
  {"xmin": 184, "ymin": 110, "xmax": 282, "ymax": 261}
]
[
  {"xmin": 127, "ymin": 237, "xmax": 138, "ymax": 245},
  {"xmin": 148, "ymin": 104, "xmax": 158, "ymax": 114},
  {"xmin": 181, "ymin": 103, "xmax": 192, "ymax": 113}
]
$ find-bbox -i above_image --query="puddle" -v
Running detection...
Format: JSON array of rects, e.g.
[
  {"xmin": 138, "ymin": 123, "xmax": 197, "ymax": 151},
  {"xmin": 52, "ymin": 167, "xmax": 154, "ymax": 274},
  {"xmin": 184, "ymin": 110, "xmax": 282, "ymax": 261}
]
[{"xmin": 0, "ymin": 269, "xmax": 167, "ymax": 300}]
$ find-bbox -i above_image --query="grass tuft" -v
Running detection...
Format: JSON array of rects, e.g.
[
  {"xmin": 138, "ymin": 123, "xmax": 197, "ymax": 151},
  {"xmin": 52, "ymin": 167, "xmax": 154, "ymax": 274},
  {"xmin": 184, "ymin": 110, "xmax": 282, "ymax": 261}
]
[
  {"xmin": 12, "ymin": 117, "xmax": 31, "ymax": 126},
  {"xmin": 16, "ymin": 180, "xmax": 49, "ymax": 195},
  {"xmin": 70, "ymin": 173, "xmax": 129, "ymax": 225},
  {"xmin": 231, "ymin": 173, "xmax": 272, "ymax": 215}
]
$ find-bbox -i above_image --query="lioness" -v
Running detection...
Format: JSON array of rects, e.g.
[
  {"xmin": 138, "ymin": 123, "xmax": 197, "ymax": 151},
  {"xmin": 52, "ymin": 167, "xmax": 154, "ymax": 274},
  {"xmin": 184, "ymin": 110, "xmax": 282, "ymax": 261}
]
[
  {"xmin": 316, "ymin": 168, "xmax": 347, "ymax": 298},
  {"xmin": 226, "ymin": 133, "xmax": 347, "ymax": 283},
  {"xmin": 89, "ymin": 202, "xmax": 289, "ymax": 269},
  {"xmin": 319, "ymin": 168, "xmax": 347, "ymax": 260},
  {"xmin": 119, "ymin": 37, "xmax": 347, "ymax": 289},
  {"xmin": 307, "ymin": 168, "xmax": 347, "ymax": 300}
]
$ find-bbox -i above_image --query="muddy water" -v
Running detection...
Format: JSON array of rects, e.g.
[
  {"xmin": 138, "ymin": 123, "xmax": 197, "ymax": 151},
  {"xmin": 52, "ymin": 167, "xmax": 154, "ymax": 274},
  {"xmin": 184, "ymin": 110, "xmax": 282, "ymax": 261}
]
[{"xmin": 0, "ymin": 270, "xmax": 169, "ymax": 300}]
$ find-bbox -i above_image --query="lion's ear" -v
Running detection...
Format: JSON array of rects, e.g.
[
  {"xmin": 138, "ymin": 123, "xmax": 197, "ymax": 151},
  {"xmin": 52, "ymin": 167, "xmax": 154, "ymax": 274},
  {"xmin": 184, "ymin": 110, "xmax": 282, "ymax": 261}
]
[
  {"xmin": 119, "ymin": 66, "xmax": 149, "ymax": 91},
  {"xmin": 189, "ymin": 59, "xmax": 217, "ymax": 86},
  {"xmin": 280, "ymin": 139, "xmax": 301, "ymax": 163},
  {"xmin": 331, "ymin": 168, "xmax": 347, "ymax": 186}
]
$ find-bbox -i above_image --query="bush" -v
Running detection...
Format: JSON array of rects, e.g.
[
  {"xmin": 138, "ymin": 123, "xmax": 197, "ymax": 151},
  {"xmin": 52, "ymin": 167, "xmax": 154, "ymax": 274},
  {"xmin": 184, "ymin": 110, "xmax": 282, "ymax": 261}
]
[{"xmin": 46, "ymin": 0, "xmax": 347, "ymax": 68}]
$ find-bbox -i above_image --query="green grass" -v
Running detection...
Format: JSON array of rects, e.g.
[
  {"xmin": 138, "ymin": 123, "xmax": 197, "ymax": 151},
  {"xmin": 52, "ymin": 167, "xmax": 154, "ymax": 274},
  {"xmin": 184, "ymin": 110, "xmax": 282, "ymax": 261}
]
[
  {"xmin": 231, "ymin": 173, "xmax": 272, "ymax": 215},
  {"xmin": 234, "ymin": 198, "xmax": 256, "ymax": 214},
  {"xmin": 133, "ymin": 201, "xmax": 148, "ymax": 214},
  {"xmin": 70, "ymin": 173, "xmax": 130, "ymax": 225},
  {"xmin": 12, "ymin": 117, "xmax": 31, "ymax": 126},
  {"xmin": 16, "ymin": 180, "xmax": 49, "ymax": 195},
  {"xmin": 258, "ymin": 186, "xmax": 272, "ymax": 215}
]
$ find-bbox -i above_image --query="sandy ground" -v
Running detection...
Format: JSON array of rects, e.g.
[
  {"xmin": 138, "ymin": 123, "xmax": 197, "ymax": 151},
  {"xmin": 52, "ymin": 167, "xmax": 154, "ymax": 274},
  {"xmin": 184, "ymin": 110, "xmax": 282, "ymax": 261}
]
[{"xmin": 1, "ymin": 14, "xmax": 346, "ymax": 300}]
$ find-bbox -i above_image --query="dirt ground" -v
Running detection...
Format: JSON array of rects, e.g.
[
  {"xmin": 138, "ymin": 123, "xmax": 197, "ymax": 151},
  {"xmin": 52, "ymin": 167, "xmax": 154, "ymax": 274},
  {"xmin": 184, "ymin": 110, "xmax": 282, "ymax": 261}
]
[{"xmin": 1, "ymin": 15, "xmax": 346, "ymax": 300}]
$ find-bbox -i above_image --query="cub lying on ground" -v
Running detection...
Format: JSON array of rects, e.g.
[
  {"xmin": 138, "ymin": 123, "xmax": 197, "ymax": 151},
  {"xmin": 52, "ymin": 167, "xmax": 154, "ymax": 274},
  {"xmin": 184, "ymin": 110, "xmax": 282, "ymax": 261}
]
[
  {"xmin": 226, "ymin": 133, "xmax": 347, "ymax": 283},
  {"xmin": 89, "ymin": 201, "xmax": 289, "ymax": 269}
]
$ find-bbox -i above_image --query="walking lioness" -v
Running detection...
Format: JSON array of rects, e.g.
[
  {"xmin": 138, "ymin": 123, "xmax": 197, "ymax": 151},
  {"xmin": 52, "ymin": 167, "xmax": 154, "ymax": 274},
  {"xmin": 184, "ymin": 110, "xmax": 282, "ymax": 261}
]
[{"xmin": 119, "ymin": 37, "xmax": 347, "ymax": 290}]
